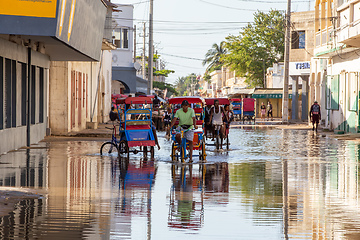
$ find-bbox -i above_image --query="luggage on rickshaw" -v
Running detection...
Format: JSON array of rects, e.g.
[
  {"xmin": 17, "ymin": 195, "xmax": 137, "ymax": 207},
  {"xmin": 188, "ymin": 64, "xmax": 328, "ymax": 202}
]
[{"xmin": 230, "ymin": 98, "xmax": 241, "ymax": 120}]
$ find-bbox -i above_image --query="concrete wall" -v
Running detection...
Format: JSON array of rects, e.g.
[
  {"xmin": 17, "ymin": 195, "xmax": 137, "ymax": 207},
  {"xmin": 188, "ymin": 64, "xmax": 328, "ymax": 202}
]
[
  {"xmin": 0, "ymin": 38, "xmax": 49, "ymax": 154},
  {"xmin": 49, "ymin": 49, "xmax": 112, "ymax": 135}
]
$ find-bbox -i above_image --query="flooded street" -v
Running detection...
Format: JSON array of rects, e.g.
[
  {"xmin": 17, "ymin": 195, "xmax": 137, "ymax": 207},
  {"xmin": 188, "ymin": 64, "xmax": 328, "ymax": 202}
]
[{"xmin": 1, "ymin": 127, "xmax": 360, "ymax": 239}]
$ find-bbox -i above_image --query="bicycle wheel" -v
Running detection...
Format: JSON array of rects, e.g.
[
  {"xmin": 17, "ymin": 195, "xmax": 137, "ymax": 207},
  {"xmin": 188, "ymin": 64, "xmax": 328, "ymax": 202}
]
[
  {"xmin": 119, "ymin": 140, "xmax": 129, "ymax": 158},
  {"xmin": 215, "ymin": 132, "xmax": 220, "ymax": 150},
  {"xmin": 226, "ymin": 135, "xmax": 229, "ymax": 150},
  {"xmin": 100, "ymin": 142, "xmax": 119, "ymax": 156},
  {"xmin": 171, "ymin": 142, "xmax": 177, "ymax": 162},
  {"xmin": 180, "ymin": 145, "xmax": 186, "ymax": 163}
]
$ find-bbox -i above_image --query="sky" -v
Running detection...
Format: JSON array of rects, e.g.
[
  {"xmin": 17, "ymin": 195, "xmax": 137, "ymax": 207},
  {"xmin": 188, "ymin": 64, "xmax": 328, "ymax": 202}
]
[{"xmin": 113, "ymin": 0, "xmax": 314, "ymax": 85}]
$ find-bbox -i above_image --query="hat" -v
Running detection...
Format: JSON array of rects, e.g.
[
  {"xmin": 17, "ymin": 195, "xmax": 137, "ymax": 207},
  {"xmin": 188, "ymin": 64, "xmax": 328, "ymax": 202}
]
[{"xmin": 181, "ymin": 100, "xmax": 190, "ymax": 106}]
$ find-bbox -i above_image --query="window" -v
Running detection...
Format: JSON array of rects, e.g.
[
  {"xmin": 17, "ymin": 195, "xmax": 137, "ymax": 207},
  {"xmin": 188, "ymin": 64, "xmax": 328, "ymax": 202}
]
[
  {"xmin": 348, "ymin": 72, "xmax": 357, "ymax": 111},
  {"xmin": 113, "ymin": 28, "xmax": 129, "ymax": 49},
  {"xmin": 326, "ymin": 75, "xmax": 339, "ymax": 110},
  {"xmin": 0, "ymin": 57, "xmax": 3, "ymax": 130},
  {"xmin": 31, "ymin": 66, "xmax": 36, "ymax": 124},
  {"xmin": 39, "ymin": 67, "xmax": 44, "ymax": 123},
  {"xmin": 21, "ymin": 63, "xmax": 26, "ymax": 126},
  {"xmin": 5, "ymin": 58, "xmax": 12, "ymax": 128},
  {"xmin": 291, "ymin": 31, "xmax": 305, "ymax": 49}
]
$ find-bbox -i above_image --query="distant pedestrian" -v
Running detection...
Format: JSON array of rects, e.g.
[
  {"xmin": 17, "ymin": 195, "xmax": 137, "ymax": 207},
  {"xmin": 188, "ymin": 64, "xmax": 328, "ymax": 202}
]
[
  {"xmin": 260, "ymin": 102, "xmax": 266, "ymax": 120},
  {"xmin": 153, "ymin": 95, "xmax": 160, "ymax": 108},
  {"xmin": 310, "ymin": 100, "xmax": 321, "ymax": 132},
  {"xmin": 267, "ymin": 101, "xmax": 273, "ymax": 121},
  {"xmin": 109, "ymin": 106, "xmax": 119, "ymax": 122}
]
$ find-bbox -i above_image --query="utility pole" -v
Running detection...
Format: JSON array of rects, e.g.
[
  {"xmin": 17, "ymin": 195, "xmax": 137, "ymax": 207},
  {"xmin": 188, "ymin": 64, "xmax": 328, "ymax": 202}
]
[
  {"xmin": 147, "ymin": 0, "xmax": 154, "ymax": 94},
  {"xmin": 282, "ymin": 0, "xmax": 291, "ymax": 123},
  {"xmin": 142, "ymin": 22, "xmax": 147, "ymax": 80},
  {"xmin": 133, "ymin": 25, "xmax": 136, "ymax": 62}
]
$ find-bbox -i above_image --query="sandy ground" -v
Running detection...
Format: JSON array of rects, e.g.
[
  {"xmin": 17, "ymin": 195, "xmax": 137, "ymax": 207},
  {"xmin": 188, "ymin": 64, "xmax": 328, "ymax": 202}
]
[{"xmin": 0, "ymin": 187, "xmax": 44, "ymax": 217}]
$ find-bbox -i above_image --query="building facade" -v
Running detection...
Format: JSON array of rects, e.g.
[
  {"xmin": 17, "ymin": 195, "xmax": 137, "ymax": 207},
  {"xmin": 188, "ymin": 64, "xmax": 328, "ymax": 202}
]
[{"xmin": 0, "ymin": 0, "xmax": 107, "ymax": 153}]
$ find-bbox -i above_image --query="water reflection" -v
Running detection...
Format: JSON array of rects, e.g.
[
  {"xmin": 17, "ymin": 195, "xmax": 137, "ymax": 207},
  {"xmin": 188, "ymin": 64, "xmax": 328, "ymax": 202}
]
[{"xmin": 3, "ymin": 129, "xmax": 360, "ymax": 239}]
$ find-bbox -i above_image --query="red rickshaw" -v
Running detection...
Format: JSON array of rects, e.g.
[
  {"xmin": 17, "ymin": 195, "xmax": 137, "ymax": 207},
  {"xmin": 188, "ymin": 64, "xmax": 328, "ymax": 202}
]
[
  {"xmin": 204, "ymin": 98, "xmax": 231, "ymax": 150},
  {"xmin": 168, "ymin": 97, "xmax": 206, "ymax": 162}
]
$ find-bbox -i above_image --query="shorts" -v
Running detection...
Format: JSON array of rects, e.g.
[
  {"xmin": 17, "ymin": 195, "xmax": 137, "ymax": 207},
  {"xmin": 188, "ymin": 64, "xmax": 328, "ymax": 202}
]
[
  {"xmin": 164, "ymin": 120, "xmax": 170, "ymax": 126},
  {"xmin": 312, "ymin": 114, "xmax": 320, "ymax": 124},
  {"xmin": 261, "ymin": 109, "xmax": 266, "ymax": 116},
  {"xmin": 175, "ymin": 126, "xmax": 194, "ymax": 142}
]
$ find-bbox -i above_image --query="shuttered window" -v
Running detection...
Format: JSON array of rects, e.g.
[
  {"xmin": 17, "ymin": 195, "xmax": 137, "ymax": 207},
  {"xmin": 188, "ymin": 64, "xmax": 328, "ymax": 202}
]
[
  {"xmin": 5, "ymin": 58, "xmax": 11, "ymax": 128},
  {"xmin": 327, "ymin": 75, "xmax": 340, "ymax": 110},
  {"xmin": 0, "ymin": 57, "xmax": 3, "ymax": 130},
  {"xmin": 39, "ymin": 67, "xmax": 44, "ymax": 123},
  {"xmin": 21, "ymin": 63, "xmax": 26, "ymax": 126}
]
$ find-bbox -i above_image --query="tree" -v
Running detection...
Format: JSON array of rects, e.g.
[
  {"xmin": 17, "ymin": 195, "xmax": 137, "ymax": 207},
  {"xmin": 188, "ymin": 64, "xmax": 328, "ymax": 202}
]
[
  {"xmin": 175, "ymin": 73, "xmax": 199, "ymax": 96},
  {"xmin": 223, "ymin": 9, "xmax": 285, "ymax": 87},
  {"xmin": 203, "ymin": 41, "xmax": 227, "ymax": 72},
  {"xmin": 153, "ymin": 81, "xmax": 178, "ymax": 96}
]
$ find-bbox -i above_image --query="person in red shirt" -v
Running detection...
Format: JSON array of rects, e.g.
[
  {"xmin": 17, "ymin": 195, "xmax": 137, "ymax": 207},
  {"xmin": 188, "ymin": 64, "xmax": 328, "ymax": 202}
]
[{"xmin": 309, "ymin": 100, "xmax": 321, "ymax": 132}]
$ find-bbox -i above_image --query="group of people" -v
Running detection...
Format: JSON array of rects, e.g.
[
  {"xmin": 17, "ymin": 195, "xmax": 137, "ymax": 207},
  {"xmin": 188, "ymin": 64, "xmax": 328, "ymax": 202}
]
[{"xmin": 260, "ymin": 101, "xmax": 273, "ymax": 121}]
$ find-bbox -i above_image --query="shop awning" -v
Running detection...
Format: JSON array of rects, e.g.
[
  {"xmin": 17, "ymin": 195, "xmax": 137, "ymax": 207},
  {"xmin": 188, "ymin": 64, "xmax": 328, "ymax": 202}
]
[{"xmin": 252, "ymin": 88, "xmax": 302, "ymax": 99}]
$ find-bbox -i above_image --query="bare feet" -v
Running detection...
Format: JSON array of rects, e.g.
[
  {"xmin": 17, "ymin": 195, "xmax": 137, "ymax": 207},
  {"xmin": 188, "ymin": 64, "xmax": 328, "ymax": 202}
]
[{"xmin": 157, "ymin": 144, "xmax": 161, "ymax": 150}]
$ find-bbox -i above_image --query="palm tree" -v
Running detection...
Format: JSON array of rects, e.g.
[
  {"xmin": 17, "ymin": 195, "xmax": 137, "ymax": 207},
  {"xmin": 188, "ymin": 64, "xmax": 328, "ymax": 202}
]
[{"xmin": 202, "ymin": 41, "xmax": 227, "ymax": 72}]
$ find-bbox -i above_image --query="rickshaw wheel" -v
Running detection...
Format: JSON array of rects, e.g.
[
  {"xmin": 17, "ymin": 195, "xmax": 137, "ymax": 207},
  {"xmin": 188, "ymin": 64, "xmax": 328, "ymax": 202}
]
[
  {"xmin": 100, "ymin": 142, "xmax": 119, "ymax": 156},
  {"xmin": 150, "ymin": 146, "xmax": 155, "ymax": 159},
  {"xmin": 226, "ymin": 136, "xmax": 229, "ymax": 150},
  {"xmin": 119, "ymin": 140, "xmax": 129, "ymax": 158},
  {"xmin": 171, "ymin": 142, "xmax": 177, "ymax": 162}
]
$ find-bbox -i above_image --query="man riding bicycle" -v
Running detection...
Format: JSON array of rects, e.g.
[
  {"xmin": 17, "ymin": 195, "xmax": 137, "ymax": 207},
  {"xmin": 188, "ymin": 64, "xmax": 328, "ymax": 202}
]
[
  {"xmin": 209, "ymin": 99, "xmax": 227, "ymax": 147},
  {"xmin": 169, "ymin": 100, "xmax": 197, "ymax": 161}
]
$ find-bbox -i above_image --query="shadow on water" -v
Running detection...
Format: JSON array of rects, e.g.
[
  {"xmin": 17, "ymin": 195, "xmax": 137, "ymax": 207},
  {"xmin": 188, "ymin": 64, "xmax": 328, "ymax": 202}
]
[{"xmin": 3, "ymin": 129, "xmax": 360, "ymax": 239}]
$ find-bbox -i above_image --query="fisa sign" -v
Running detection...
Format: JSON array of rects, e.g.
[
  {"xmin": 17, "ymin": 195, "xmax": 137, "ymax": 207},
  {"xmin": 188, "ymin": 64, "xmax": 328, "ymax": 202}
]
[{"xmin": 289, "ymin": 61, "xmax": 310, "ymax": 75}]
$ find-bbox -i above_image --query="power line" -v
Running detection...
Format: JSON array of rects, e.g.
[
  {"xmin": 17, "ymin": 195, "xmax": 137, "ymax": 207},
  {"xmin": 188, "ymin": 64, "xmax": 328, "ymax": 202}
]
[{"xmin": 159, "ymin": 53, "xmax": 204, "ymax": 61}]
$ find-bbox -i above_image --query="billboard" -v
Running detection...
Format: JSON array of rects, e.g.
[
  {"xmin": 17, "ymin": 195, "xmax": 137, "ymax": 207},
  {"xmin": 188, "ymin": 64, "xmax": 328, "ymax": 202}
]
[{"xmin": 0, "ymin": 0, "xmax": 57, "ymax": 18}]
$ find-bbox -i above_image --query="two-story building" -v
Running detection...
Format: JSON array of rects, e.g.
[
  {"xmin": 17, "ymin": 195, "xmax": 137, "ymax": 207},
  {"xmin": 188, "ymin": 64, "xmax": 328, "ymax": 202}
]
[{"xmin": 311, "ymin": 0, "xmax": 360, "ymax": 133}]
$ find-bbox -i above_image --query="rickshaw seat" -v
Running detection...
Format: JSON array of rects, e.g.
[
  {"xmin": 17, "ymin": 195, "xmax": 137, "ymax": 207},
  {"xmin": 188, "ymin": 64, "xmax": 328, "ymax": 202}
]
[
  {"xmin": 173, "ymin": 120, "xmax": 203, "ymax": 126},
  {"xmin": 127, "ymin": 109, "xmax": 151, "ymax": 114},
  {"xmin": 126, "ymin": 125, "xmax": 151, "ymax": 130}
]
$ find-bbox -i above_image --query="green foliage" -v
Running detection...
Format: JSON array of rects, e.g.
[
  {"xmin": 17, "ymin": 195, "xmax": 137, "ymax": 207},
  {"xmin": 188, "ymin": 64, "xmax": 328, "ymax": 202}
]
[
  {"xmin": 153, "ymin": 81, "xmax": 178, "ymax": 95},
  {"xmin": 203, "ymin": 72, "xmax": 211, "ymax": 83},
  {"xmin": 203, "ymin": 41, "xmax": 227, "ymax": 72},
  {"xmin": 223, "ymin": 9, "xmax": 285, "ymax": 87},
  {"xmin": 154, "ymin": 69, "xmax": 175, "ymax": 77},
  {"xmin": 175, "ymin": 73, "xmax": 199, "ymax": 96}
]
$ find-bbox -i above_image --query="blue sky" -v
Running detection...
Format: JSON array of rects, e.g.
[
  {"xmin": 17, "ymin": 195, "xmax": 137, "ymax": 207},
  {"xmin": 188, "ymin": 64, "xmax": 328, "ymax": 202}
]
[{"xmin": 113, "ymin": 0, "xmax": 314, "ymax": 84}]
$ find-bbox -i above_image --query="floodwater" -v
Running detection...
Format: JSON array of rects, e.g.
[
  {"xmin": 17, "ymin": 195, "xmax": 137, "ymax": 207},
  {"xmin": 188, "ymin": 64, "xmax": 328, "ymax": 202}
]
[{"xmin": 1, "ymin": 127, "xmax": 360, "ymax": 239}]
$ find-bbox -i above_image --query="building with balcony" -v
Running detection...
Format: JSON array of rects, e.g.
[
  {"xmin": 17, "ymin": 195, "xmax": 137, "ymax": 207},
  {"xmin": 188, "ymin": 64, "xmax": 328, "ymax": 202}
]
[{"xmin": 312, "ymin": 0, "xmax": 360, "ymax": 133}]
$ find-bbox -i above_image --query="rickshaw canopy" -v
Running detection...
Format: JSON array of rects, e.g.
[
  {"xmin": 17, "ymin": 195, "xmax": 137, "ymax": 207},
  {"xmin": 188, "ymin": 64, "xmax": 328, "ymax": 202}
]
[
  {"xmin": 168, "ymin": 96, "xmax": 204, "ymax": 105},
  {"xmin": 204, "ymin": 98, "xmax": 230, "ymax": 106},
  {"xmin": 115, "ymin": 97, "xmax": 153, "ymax": 105},
  {"xmin": 230, "ymin": 98, "xmax": 241, "ymax": 102}
]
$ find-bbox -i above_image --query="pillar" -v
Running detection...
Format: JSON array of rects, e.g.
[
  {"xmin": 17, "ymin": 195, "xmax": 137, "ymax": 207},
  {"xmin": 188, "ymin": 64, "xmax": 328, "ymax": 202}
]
[
  {"xmin": 291, "ymin": 76, "xmax": 299, "ymax": 120},
  {"xmin": 301, "ymin": 76, "xmax": 309, "ymax": 121}
]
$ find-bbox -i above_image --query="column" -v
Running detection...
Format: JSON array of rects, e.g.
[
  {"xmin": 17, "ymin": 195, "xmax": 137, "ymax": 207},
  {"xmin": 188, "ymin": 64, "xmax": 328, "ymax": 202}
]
[
  {"xmin": 291, "ymin": 76, "xmax": 299, "ymax": 120},
  {"xmin": 301, "ymin": 76, "xmax": 309, "ymax": 121}
]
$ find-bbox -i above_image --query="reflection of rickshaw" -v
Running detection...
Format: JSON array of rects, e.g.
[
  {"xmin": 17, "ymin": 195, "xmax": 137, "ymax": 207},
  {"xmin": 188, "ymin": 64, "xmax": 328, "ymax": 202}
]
[
  {"xmin": 168, "ymin": 97, "xmax": 206, "ymax": 162},
  {"xmin": 168, "ymin": 164, "xmax": 206, "ymax": 230},
  {"xmin": 230, "ymin": 98, "xmax": 241, "ymax": 120},
  {"xmin": 204, "ymin": 98, "xmax": 231, "ymax": 150},
  {"xmin": 116, "ymin": 96, "xmax": 156, "ymax": 158},
  {"xmin": 242, "ymin": 98, "xmax": 256, "ymax": 124},
  {"xmin": 119, "ymin": 157, "xmax": 157, "ymax": 217}
]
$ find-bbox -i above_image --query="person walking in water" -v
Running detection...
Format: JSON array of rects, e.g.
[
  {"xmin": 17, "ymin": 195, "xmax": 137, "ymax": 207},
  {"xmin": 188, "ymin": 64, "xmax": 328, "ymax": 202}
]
[
  {"xmin": 267, "ymin": 101, "xmax": 273, "ymax": 121},
  {"xmin": 309, "ymin": 100, "xmax": 321, "ymax": 132}
]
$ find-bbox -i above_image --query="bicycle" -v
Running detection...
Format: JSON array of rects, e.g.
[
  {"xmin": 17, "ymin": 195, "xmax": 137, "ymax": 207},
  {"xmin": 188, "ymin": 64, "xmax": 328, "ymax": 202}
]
[
  {"xmin": 171, "ymin": 126, "xmax": 191, "ymax": 163},
  {"xmin": 100, "ymin": 125, "xmax": 121, "ymax": 156},
  {"xmin": 213, "ymin": 124, "xmax": 223, "ymax": 150}
]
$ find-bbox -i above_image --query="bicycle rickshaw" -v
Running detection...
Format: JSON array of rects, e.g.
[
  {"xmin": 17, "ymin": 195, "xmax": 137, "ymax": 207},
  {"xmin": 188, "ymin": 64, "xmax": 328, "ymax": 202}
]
[
  {"xmin": 242, "ymin": 98, "xmax": 256, "ymax": 124},
  {"xmin": 169, "ymin": 97, "xmax": 206, "ymax": 162},
  {"xmin": 100, "ymin": 96, "xmax": 156, "ymax": 158},
  {"xmin": 230, "ymin": 98, "xmax": 241, "ymax": 120},
  {"xmin": 204, "ymin": 98, "xmax": 231, "ymax": 150}
]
